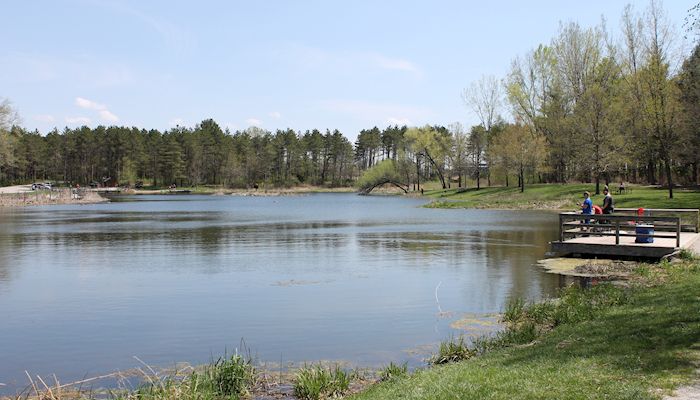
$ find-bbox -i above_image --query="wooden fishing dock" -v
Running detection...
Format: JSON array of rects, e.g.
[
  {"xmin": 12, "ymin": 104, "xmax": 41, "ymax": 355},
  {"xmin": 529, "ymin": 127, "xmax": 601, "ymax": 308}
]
[{"xmin": 550, "ymin": 208, "xmax": 700, "ymax": 259}]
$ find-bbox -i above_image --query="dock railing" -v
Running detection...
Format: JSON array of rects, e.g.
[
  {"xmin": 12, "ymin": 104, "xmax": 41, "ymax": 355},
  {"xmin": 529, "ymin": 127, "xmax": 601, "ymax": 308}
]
[
  {"xmin": 558, "ymin": 212, "xmax": 685, "ymax": 248},
  {"xmin": 613, "ymin": 208, "xmax": 699, "ymax": 233}
]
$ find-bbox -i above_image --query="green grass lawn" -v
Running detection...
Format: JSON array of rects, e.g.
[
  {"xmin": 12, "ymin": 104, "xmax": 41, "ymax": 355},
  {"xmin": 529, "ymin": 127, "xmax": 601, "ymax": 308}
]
[
  {"xmin": 424, "ymin": 183, "xmax": 700, "ymax": 211},
  {"xmin": 351, "ymin": 261, "xmax": 700, "ymax": 400}
]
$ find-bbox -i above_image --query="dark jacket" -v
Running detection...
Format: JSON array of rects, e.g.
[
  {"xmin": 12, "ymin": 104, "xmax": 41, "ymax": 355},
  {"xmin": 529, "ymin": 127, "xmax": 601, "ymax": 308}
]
[{"xmin": 602, "ymin": 194, "xmax": 614, "ymax": 214}]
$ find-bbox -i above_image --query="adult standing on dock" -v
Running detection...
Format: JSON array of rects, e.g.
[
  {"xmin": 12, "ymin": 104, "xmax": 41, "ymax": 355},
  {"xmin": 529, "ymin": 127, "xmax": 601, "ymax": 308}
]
[
  {"xmin": 602, "ymin": 187, "xmax": 614, "ymax": 215},
  {"xmin": 580, "ymin": 191, "xmax": 593, "ymax": 224}
]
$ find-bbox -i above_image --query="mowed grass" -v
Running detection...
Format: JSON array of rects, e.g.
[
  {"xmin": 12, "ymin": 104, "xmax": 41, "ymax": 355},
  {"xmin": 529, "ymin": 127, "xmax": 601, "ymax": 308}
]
[
  {"xmin": 351, "ymin": 261, "xmax": 700, "ymax": 400},
  {"xmin": 424, "ymin": 183, "xmax": 700, "ymax": 210}
]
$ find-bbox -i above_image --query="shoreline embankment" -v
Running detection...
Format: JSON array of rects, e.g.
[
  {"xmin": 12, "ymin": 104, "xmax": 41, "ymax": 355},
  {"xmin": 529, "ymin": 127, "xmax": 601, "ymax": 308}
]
[{"xmin": 0, "ymin": 186, "xmax": 107, "ymax": 207}]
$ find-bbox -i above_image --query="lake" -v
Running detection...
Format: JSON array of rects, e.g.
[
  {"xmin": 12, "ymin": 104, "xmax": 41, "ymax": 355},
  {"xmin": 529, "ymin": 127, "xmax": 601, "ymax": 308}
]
[{"xmin": 0, "ymin": 193, "xmax": 559, "ymax": 393}]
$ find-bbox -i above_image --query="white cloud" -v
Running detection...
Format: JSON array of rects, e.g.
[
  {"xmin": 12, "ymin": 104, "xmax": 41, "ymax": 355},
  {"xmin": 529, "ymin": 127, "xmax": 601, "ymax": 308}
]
[
  {"xmin": 169, "ymin": 118, "xmax": 184, "ymax": 127},
  {"xmin": 75, "ymin": 97, "xmax": 119, "ymax": 123},
  {"xmin": 245, "ymin": 118, "xmax": 262, "ymax": 127},
  {"xmin": 33, "ymin": 114, "xmax": 55, "ymax": 123},
  {"xmin": 76, "ymin": 97, "xmax": 106, "ymax": 110},
  {"xmin": 99, "ymin": 110, "xmax": 119, "ymax": 123},
  {"xmin": 387, "ymin": 117, "xmax": 412, "ymax": 126},
  {"xmin": 65, "ymin": 116, "xmax": 91, "ymax": 125},
  {"xmin": 268, "ymin": 111, "xmax": 282, "ymax": 119}
]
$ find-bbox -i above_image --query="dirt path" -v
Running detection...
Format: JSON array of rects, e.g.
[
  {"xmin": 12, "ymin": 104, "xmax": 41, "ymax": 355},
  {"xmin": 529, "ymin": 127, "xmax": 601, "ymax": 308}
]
[{"xmin": 664, "ymin": 383, "xmax": 700, "ymax": 400}]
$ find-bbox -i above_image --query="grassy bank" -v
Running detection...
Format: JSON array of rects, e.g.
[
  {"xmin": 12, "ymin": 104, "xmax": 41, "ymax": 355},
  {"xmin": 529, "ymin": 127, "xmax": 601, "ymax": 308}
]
[
  {"xmin": 128, "ymin": 185, "xmax": 355, "ymax": 196},
  {"xmin": 424, "ymin": 183, "xmax": 700, "ymax": 210},
  {"xmin": 351, "ymin": 258, "xmax": 700, "ymax": 400}
]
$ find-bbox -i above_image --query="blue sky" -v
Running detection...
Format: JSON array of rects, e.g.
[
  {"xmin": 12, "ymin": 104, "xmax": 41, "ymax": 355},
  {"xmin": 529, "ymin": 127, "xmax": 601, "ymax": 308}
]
[{"xmin": 1, "ymin": 0, "xmax": 693, "ymax": 141}]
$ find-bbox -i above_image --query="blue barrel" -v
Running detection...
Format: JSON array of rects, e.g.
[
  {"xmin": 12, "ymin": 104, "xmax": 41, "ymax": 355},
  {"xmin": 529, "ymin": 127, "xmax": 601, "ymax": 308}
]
[{"xmin": 635, "ymin": 224, "xmax": 654, "ymax": 243}]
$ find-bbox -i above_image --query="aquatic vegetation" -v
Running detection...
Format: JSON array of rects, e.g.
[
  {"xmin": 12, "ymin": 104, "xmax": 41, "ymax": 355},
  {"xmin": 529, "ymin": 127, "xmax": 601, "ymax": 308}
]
[
  {"xmin": 293, "ymin": 364, "xmax": 351, "ymax": 400},
  {"xmin": 377, "ymin": 362, "xmax": 408, "ymax": 382},
  {"xmin": 429, "ymin": 336, "xmax": 476, "ymax": 365},
  {"xmin": 126, "ymin": 352, "xmax": 256, "ymax": 400}
]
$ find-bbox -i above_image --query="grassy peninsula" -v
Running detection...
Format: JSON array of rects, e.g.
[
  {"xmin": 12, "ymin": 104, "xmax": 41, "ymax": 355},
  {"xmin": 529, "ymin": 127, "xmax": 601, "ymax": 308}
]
[{"xmin": 423, "ymin": 183, "xmax": 700, "ymax": 210}]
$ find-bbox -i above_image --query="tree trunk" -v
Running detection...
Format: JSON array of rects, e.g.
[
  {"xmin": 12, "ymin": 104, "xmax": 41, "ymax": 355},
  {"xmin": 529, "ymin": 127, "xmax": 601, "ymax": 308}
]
[
  {"xmin": 476, "ymin": 164, "xmax": 481, "ymax": 190},
  {"xmin": 520, "ymin": 165, "xmax": 525, "ymax": 193},
  {"xmin": 423, "ymin": 150, "xmax": 446, "ymax": 189},
  {"xmin": 665, "ymin": 158, "xmax": 673, "ymax": 199},
  {"xmin": 415, "ymin": 157, "xmax": 420, "ymax": 191},
  {"xmin": 595, "ymin": 175, "xmax": 600, "ymax": 195}
]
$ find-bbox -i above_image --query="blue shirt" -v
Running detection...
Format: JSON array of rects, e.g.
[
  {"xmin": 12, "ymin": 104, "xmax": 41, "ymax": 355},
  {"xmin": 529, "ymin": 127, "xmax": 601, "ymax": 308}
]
[{"xmin": 582, "ymin": 198, "xmax": 593, "ymax": 214}]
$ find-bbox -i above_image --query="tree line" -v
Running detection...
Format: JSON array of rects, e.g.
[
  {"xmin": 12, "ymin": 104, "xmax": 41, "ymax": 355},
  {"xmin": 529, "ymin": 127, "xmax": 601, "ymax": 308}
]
[
  {"xmin": 1, "ymin": 2, "xmax": 698, "ymax": 196},
  {"xmin": 0, "ymin": 117, "xmax": 359, "ymax": 188},
  {"xmin": 359, "ymin": 1, "xmax": 700, "ymax": 198}
]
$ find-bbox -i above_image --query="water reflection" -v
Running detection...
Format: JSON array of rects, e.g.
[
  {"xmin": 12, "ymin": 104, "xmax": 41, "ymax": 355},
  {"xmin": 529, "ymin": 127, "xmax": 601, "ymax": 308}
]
[{"xmin": 0, "ymin": 194, "xmax": 560, "ymax": 394}]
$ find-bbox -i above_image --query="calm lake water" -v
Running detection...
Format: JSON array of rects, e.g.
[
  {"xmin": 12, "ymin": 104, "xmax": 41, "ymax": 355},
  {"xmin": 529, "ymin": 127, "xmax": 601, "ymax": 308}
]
[{"xmin": 0, "ymin": 193, "xmax": 559, "ymax": 392}]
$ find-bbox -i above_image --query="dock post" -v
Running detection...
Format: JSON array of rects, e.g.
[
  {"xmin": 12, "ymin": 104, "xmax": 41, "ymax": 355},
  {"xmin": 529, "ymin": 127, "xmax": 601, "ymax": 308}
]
[
  {"xmin": 559, "ymin": 214, "xmax": 564, "ymax": 242},
  {"xmin": 676, "ymin": 218, "xmax": 681, "ymax": 248},
  {"xmin": 615, "ymin": 221, "xmax": 620, "ymax": 245}
]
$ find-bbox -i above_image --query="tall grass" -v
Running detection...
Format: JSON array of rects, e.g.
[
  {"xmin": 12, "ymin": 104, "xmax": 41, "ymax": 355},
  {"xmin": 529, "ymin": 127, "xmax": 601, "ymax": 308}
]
[
  {"xmin": 429, "ymin": 336, "xmax": 476, "ymax": 365},
  {"xmin": 432, "ymin": 282, "xmax": 631, "ymax": 364},
  {"xmin": 126, "ymin": 352, "xmax": 256, "ymax": 400},
  {"xmin": 293, "ymin": 364, "xmax": 351, "ymax": 400},
  {"xmin": 378, "ymin": 362, "xmax": 408, "ymax": 382}
]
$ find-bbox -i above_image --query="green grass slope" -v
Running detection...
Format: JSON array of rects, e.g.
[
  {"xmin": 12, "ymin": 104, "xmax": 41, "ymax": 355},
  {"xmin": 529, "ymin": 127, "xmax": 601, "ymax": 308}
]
[
  {"xmin": 424, "ymin": 183, "xmax": 700, "ymax": 210},
  {"xmin": 352, "ymin": 262, "xmax": 700, "ymax": 400}
]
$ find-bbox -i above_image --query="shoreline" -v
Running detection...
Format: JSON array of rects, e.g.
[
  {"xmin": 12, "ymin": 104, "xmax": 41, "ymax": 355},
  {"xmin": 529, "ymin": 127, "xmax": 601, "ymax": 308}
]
[
  {"xmin": 4, "ymin": 257, "xmax": 699, "ymax": 399},
  {"xmin": 126, "ymin": 186, "xmax": 357, "ymax": 196},
  {"xmin": 0, "ymin": 188, "xmax": 107, "ymax": 207}
]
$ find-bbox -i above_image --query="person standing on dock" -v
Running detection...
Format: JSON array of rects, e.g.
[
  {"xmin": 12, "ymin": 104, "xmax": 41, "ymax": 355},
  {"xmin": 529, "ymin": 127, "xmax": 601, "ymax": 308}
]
[
  {"xmin": 580, "ymin": 191, "xmax": 593, "ymax": 225},
  {"xmin": 602, "ymin": 187, "xmax": 614, "ymax": 215}
]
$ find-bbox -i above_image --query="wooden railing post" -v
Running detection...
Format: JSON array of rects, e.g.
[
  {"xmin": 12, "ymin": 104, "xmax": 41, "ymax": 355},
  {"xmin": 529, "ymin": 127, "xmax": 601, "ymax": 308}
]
[
  {"xmin": 559, "ymin": 214, "xmax": 564, "ymax": 242},
  {"xmin": 615, "ymin": 221, "xmax": 620, "ymax": 245},
  {"xmin": 677, "ymin": 218, "xmax": 681, "ymax": 248}
]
